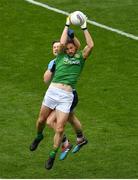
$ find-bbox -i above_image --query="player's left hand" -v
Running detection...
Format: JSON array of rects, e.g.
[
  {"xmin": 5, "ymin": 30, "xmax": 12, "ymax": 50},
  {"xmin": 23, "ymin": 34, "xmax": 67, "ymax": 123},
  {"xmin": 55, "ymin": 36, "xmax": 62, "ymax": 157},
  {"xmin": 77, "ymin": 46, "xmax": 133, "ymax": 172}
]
[{"xmin": 66, "ymin": 15, "xmax": 71, "ymax": 26}]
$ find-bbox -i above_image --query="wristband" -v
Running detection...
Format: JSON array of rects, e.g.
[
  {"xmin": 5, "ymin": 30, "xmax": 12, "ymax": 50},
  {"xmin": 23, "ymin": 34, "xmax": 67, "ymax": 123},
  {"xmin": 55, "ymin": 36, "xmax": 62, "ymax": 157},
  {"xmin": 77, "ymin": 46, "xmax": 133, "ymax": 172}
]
[{"xmin": 82, "ymin": 27, "xmax": 87, "ymax": 31}]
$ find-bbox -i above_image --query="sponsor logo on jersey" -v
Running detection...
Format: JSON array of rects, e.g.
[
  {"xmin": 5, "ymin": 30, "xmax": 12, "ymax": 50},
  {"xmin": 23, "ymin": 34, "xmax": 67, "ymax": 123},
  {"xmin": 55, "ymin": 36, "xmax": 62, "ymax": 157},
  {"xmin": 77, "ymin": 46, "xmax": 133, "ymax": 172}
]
[
  {"xmin": 63, "ymin": 58, "xmax": 80, "ymax": 65},
  {"xmin": 74, "ymin": 53, "xmax": 80, "ymax": 58}
]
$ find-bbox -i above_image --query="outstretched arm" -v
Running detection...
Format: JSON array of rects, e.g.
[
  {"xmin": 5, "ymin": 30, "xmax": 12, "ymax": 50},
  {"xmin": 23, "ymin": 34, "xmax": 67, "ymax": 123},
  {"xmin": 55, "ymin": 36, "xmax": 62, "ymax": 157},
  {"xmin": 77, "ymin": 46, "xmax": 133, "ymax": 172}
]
[
  {"xmin": 60, "ymin": 26, "xmax": 69, "ymax": 47},
  {"xmin": 58, "ymin": 16, "xmax": 71, "ymax": 53},
  {"xmin": 73, "ymin": 36, "xmax": 81, "ymax": 50},
  {"xmin": 81, "ymin": 21, "xmax": 94, "ymax": 59}
]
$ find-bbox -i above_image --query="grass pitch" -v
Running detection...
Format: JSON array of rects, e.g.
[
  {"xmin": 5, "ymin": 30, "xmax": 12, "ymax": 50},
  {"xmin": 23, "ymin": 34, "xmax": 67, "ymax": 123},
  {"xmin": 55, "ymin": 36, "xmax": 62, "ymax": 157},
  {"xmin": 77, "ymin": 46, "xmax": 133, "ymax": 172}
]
[{"xmin": 0, "ymin": 0, "xmax": 138, "ymax": 178}]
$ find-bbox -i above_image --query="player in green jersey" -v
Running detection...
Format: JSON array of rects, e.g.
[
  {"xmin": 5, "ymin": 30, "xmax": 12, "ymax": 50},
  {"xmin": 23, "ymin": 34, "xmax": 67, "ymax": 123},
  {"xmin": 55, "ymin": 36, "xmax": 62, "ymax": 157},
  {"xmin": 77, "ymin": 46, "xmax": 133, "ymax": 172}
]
[
  {"xmin": 44, "ymin": 35, "xmax": 88, "ymax": 160},
  {"xmin": 30, "ymin": 31, "xmax": 87, "ymax": 160},
  {"xmin": 30, "ymin": 15, "xmax": 94, "ymax": 170},
  {"xmin": 45, "ymin": 16, "xmax": 94, "ymax": 169}
]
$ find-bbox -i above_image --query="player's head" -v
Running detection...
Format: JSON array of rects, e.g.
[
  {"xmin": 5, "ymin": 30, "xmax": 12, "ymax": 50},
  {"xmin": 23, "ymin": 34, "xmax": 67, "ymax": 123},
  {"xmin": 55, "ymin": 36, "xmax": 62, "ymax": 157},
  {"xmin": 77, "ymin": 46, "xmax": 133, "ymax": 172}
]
[
  {"xmin": 52, "ymin": 40, "xmax": 60, "ymax": 56},
  {"xmin": 65, "ymin": 40, "xmax": 77, "ymax": 57}
]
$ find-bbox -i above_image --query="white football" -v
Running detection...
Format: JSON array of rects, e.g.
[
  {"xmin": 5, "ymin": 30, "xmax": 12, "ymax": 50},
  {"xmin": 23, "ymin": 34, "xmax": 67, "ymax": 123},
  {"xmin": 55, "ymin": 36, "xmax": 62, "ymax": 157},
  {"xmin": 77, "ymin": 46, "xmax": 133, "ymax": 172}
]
[{"xmin": 70, "ymin": 11, "xmax": 86, "ymax": 26}]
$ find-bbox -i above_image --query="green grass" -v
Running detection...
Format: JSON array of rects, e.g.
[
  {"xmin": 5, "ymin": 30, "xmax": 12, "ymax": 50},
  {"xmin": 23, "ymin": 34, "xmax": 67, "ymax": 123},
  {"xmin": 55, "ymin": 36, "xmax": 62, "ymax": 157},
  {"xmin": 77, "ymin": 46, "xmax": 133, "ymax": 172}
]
[{"xmin": 0, "ymin": 0, "xmax": 138, "ymax": 178}]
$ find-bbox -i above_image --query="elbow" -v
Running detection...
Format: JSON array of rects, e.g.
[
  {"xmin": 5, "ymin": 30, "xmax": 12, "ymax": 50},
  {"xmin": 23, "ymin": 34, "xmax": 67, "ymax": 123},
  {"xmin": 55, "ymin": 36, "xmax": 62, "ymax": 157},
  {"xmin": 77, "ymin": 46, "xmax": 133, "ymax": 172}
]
[
  {"xmin": 59, "ymin": 41, "xmax": 65, "ymax": 51},
  {"xmin": 88, "ymin": 45, "xmax": 93, "ymax": 52},
  {"xmin": 43, "ymin": 74, "xmax": 50, "ymax": 84},
  {"xmin": 60, "ymin": 41, "xmax": 65, "ymax": 48},
  {"xmin": 43, "ymin": 77, "xmax": 49, "ymax": 84},
  {"xmin": 89, "ymin": 42, "xmax": 94, "ymax": 50}
]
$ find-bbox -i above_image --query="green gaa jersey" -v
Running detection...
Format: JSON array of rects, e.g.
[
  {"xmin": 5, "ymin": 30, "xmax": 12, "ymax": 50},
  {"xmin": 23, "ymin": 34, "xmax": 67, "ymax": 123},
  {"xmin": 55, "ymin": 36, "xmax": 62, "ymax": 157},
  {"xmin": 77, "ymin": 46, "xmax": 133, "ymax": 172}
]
[{"xmin": 52, "ymin": 51, "xmax": 85, "ymax": 88}]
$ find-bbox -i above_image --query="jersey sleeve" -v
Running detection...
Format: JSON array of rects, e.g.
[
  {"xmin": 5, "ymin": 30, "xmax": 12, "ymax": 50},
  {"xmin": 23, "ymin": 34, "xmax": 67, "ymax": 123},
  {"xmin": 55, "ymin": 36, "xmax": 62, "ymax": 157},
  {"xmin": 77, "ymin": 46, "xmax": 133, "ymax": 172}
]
[{"xmin": 47, "ymin": 59, "xmax": 56, "ymax": 72}]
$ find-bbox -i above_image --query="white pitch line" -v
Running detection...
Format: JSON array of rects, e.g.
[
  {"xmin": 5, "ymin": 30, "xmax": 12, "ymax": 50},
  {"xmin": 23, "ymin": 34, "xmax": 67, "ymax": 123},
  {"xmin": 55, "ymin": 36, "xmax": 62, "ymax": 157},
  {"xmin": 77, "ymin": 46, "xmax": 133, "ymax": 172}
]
[{"xmin": 24, "ymin": 0, "xmax": 138, "ymax": 41}]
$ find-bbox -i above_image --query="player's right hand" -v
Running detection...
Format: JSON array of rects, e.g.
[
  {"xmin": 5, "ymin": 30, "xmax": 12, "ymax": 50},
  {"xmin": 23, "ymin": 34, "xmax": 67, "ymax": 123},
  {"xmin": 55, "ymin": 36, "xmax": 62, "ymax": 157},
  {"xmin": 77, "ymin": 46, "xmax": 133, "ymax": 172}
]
[
  {"xmin": 81, "ymin": 16, "xmax": 87, "ymax": 30},
  {"xmin": 68, "ymin": 29, "xmax": 74, "ymax": 39}
]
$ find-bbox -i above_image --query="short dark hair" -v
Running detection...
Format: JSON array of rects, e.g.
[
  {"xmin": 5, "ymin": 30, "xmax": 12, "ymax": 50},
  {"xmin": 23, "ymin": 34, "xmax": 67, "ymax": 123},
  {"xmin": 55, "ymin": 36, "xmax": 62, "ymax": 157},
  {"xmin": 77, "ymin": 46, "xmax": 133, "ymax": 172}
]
[{"xmin": 52, "ymin": 40, "xmax": 60, "ymax": 46}]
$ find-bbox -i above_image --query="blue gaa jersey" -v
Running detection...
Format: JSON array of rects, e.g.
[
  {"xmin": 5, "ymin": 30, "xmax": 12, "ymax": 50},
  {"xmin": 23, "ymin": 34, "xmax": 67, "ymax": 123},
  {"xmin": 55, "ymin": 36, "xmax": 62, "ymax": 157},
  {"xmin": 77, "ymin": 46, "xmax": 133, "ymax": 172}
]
[{"xmin": 47, "ymin": 59, "xmax": 56, "ymax": 72}]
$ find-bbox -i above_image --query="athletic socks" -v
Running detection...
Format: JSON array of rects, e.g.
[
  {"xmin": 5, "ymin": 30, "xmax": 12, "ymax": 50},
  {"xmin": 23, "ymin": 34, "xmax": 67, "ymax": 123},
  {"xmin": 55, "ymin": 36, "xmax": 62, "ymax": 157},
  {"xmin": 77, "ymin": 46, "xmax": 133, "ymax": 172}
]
[
  {"xmin": 62, "ymin": 134, "xmax": 67, "ymax": 142},
  {"xmin": 62, "ymin": 131, "xmax": 84, "ymax": 146},
  {"xmin": 49, "ymin": 147, "xmax": 59, "ymax": 158},
  {"xmin": 36, "ymin": 132, "xmax": 43, "ymax": 140},
  {"xmin": 62, "ymin": 134, "xmax": 69, "ymax": 147},
  {"xmin": 76, "ymin": 129, "xmax": 84, "ymax": 142}
]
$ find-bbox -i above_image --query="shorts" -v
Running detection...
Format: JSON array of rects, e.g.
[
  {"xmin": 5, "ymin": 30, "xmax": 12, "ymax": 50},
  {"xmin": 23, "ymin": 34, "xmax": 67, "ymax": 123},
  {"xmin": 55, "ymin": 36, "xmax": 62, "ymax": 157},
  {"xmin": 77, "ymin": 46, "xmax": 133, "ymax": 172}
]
[
  {"xmin": 42, "ymin": 86, "xmax": 74, "ymax": 113},
  {"xmin": 70, "ymin": 90, "xmax": 78, "ymax": 112}
]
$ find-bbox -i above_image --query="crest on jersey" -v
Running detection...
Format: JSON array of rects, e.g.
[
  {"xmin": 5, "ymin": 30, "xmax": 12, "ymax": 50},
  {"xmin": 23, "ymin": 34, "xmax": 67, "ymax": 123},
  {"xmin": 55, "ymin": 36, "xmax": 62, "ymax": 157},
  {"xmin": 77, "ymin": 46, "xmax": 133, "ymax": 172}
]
[{"xmin": 75, "ymin": 53, "xmax": 80, "ymax": 58}]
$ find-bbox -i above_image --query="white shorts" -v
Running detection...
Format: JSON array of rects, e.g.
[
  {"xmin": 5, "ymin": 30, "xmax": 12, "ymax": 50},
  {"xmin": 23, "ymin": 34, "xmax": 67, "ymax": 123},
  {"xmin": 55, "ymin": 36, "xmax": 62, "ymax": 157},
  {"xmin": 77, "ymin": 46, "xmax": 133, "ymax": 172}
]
[{"xmin": 42, "ymin": 86, "xmax": 74, "ymax": 113}]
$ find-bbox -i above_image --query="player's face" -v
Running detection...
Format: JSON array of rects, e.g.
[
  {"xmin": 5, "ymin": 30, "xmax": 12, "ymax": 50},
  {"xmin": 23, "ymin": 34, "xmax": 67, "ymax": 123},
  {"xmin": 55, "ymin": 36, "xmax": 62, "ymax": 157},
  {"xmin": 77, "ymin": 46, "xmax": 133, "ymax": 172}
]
[
  {"xmin": 53, "ymin": 42, "xmax": 60, "ymax": 56},
  {"xmin": 66, "ymin": 43, "xmax": 77, "ymax": 57}
]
